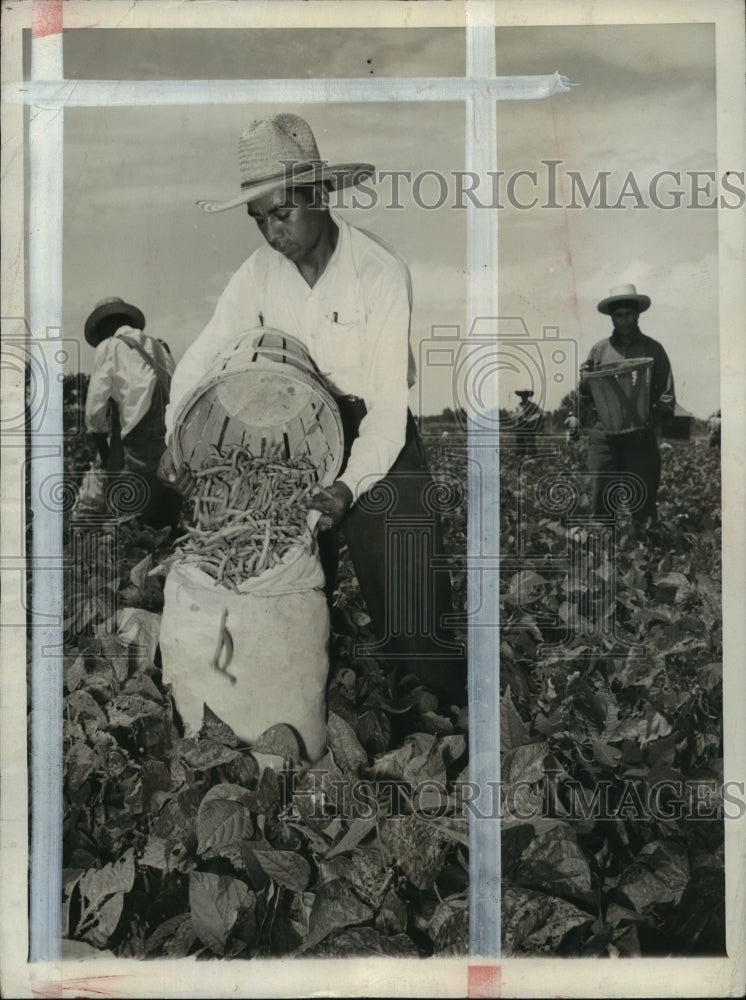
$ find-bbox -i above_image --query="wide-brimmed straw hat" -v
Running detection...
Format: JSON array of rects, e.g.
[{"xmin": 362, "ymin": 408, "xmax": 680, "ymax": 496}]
[
  {"xmin": 597, "ymin": 284, "xmax": 651, "ymax": 315},
  {"xmin": 84, "ymin": 297, "xmax": 145, "ymax": 347},
  {"xmin": 197, "ymin": 113, "xmax": 375, "ymax": 214}
]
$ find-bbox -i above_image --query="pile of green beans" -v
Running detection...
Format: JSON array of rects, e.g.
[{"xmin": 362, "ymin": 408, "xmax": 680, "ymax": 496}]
[{"xmin": 174, "ymin": 443, "xmax": 319, "ymax": 589}]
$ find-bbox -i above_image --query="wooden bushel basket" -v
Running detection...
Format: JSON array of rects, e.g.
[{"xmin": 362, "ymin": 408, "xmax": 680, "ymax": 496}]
[
  {"xmin": 171, "ymin": 328, "xmax": 344, "ymax": 481},
  {"xmin": 584, "ymin": 357, "xmax": 654, "ymax": 434}
]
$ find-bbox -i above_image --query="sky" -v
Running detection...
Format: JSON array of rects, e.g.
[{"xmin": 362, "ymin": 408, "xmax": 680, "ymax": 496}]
[
  {"xmin": 494, "ymin": 24, "xmax": 719, "ymax": 418},
  {"xmin": 60, "ymin": 22, "xmax": 721, "ymax": 418}
]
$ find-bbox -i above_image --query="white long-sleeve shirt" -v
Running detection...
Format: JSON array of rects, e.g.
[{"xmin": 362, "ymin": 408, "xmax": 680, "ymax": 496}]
[
  {"xmin": 86, "ymin": 325, "xmax": 174, "ymax": 437},
  {"xmin": 166, "ymin": 216, "xmax": 416, "ymax": 502}
]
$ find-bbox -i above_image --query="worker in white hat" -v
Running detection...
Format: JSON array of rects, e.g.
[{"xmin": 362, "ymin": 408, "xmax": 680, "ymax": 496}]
[
  {"xmin": 581, "ymin": 284, "xmax": 675, "ymax": 524},
  {"xmin": 159, "ymin": 113, "xmax": 465, "ymax": 706}
]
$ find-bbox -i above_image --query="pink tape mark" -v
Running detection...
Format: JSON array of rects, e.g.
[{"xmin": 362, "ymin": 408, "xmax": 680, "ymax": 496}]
[
  {"xmin": 32, "ymin": 976, "xmax": 128, "ymax": 999},
  {"xmin": 32, "ymin": 0, "xmax": 63, "ymax": 38},
  {"xmin": 468, "ymin": 964, "xmax": 502, "ymax": 999}
]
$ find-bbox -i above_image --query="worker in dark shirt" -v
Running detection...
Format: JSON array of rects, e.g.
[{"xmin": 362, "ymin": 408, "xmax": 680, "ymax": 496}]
[
  {"xmin": 513, "ymin": 390, "xmax": 542, "ymax": 458},
  {"xmin": 581, "ymin": 284, "xmax": 675, "ymax": 523}
]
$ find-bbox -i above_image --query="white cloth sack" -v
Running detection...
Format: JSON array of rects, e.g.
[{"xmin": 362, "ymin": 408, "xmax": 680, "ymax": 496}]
[{"xmin": 159, "ymin": 544, "xmax": 330, "ymax": 763}]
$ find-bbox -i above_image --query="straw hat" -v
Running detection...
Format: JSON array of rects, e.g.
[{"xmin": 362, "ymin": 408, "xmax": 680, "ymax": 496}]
[
  {"xmin": 597, "ymin": 284, "xmax": 651, "ymax": 315},
  {"xmin": 515, "ymin": 390, "xmax": 534, "ymax": 399},
  {"xmin": 84, "ymin": 297, "xmax": 145, "ymax": 347},
  {"xmin": 197, "ymin": 113, "xmax": 375, "ymax": 214}
]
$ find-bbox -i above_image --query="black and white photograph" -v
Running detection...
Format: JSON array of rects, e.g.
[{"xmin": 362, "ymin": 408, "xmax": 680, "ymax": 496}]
[{"xmin": 1, "ymin": 1, "xmax": 744, "ymax": 997}]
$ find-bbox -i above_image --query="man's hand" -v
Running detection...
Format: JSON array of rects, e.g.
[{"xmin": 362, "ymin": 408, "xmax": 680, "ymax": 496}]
[
  {"xmin": 306, "ymin": 481, "xmax": 353, "ymax": 531},
  {"xmin": 157, "ymin": 446, "xmax": 194, "ymax": 496}
]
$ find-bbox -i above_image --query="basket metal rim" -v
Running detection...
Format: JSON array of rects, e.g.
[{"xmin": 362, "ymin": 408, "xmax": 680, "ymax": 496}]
[
  {"xmin": 172, "ymin": 360, "xmax": 345, "ymax": 479},
  {"xmin": 584, "ymin": 356, "xmax": 654, "ymax": 379}
]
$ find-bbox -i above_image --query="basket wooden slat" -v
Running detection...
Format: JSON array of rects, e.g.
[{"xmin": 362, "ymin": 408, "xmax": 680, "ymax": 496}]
[
  {"xmin": 172, "ymin": 328, "xmax": 344, "ymax": 483},
  {"xmin": 585, "ymin": 357, "xmax": 653, "ymax": 434}
]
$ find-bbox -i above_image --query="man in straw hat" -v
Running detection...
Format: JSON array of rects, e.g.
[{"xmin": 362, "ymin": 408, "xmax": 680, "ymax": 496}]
[
  {"xmin": 159, "ymin": 113, "xmax": 466, "ymax": 706},
  {"xmin": 512, "ymin": 389, "xmax": 542, "ymax": 458},
  {"xmin": 80, "ymin": 296, "xmax": 181, "ymax": 528},
  {"xmin": 580, "ymin": 283, "xmax": 675, "ymax": 524}
]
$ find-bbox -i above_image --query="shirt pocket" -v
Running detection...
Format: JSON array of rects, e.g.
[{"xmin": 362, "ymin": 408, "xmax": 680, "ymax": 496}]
[{"xmin": 325, "ymin": 311, "xmax": 363, "ymax": 373}]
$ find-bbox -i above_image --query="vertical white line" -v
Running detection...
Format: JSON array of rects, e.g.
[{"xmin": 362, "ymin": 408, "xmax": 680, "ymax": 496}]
[
  {"xmin": 466, "ymin": 2, "xmax": 501, "ymax": 960},
  {"xmin": 29, "ymin": 22, "xmax": 64, "ymax": 963}
]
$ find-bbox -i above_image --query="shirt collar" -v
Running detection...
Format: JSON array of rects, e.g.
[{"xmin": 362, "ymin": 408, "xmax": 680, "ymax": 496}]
[
  {"xmin": 610, "ymin": 326, "xmax": 643, "ymax": 348},
  {"xmin": 113, "ymin": 324, "xmax": 139, "ymax": 337}
]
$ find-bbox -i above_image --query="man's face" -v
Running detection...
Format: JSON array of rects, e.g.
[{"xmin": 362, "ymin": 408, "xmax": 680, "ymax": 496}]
[
  {"xmin": 610, "ymin": 305, "xmax": 640, "ymax": 338},
  {"xmin": 247, "ymin": 185, "xmax": 329, "ymax": 264}
]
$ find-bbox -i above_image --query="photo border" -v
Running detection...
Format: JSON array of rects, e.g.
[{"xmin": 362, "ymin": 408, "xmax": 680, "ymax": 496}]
[{"xmin": 1, "ymin": 1, "xmax": 744, "ymax": 996}]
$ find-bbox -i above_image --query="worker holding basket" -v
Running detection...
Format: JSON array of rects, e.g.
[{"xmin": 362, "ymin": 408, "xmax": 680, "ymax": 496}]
[{"xmin": 581, "ymin": 284, "xmax": 675, "ymax": 524}]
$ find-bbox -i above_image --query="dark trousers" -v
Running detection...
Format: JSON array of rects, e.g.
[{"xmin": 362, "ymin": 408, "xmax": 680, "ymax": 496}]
[
  {"xmin": 107, "ymin": 394, "xmax": 182, "ymax": 530},
  {"xmin": 588, "ymin": 426, "xmax": 661, "ymax": 521},
  {"xmin": 318, "ymin": 399, "xmax": 466, "ymax": 703}
]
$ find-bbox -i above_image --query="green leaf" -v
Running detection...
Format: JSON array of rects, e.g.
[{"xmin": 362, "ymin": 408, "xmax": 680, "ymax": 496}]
[
  {"xmin": 63, "ymin": 655, "xmax": 86, "ymax": 694},
  {"xmin": 372, "ymin": 732, "xmax": 436, "ymax": 782},
  {"xmin": 592, "ymin": 739, "xmax": 622, "ymax": 767},
  {"xmin": 356, "ymin": 709, "xmax": 391, "ymax": 755},
  {"xmin": 300, "ymin": 878, "xmax": 374, "ymax": 952},
  {"xmin": 326, "ymin": 712, "xmax": 368, "ymax": 776},
  {"xmin": 248, "ymin": 765, "xmax": 281, "ymax": 816},
  {"xmin": 375, "ymin": 886, "xmax": 408, "ymax": 936},
  {"xmin": 502, "ymin": 824, "xmax": 535, "ymax": 880},
  {"xmin": 65, "ymin": 690, "xmax": 108, "ymax": 728},
  {"xmin": 429, "ymin": 897, "xmax": 468, "ymax": 956},
  {"xmin": 501, "ymin": 687, "xmax": 529, "ymax": 752},
  {"xmin": 196, "ymin": 784, "xmax": 254, "ymax": 856},
  {"xmin": 671, "ymin": 866, "xmax": 725, "ymax": 953},
  {"xmin": 320, "ymin": 848, "xmax": 387, "ymax": 907},
  {"xmin": 253, "ymin": 723, "xmax": 301, "ymax": 761},
  {"xmin": 325, "ymin": 818, "xmax": 377, "ymax": 860},
  {"xmin": 502, "ymin": 887, "xmax": 592, "ymax": 955},
  {"xmin": 379, "ymin": 814, "xmax": 448, "ymax": 890},
  {"xmin": 508, "ymin": 570, "xmax": 548, "ymax": 599},
  {"xmin": 196, "ymin": 705, "xmax": 240, "ymax": 747},
  {"xmin": 65, "ymin": 742, "xmax": 95, "ymax": 798},
  {"xmin": 74, "ymin": 849, "xmax": 136, "ymax": 948},
  {"xmin": 615, "ymin": 841, "xmax": 689, "ymax": 912},
  {"xmin": 251, "ymin": 848, "xmax": 311, "ymax": 893},
  {"xmin": 177, "ymin": 738, "xmax": 241, "ymax": 771},
  {"xmin": 144, "ymin": 913, "xmax": 191, "ymax": 954},
  {"xmin": 507, "ymin": 742, "xmax": 548, "ymax": 785},
  {"xmin": 310, "ymin": 926, "xmax": 418, "ymax": 957},
  {"xmin": 106, "ymin": 692, "xmax": 163, "ymax": 729},
  {"xmin": 189, "ymin": 872, "xmax": 251, "ymax": 956},
  {"xmin": 519, "ymin": 823, "xmax": 592, "ymax": 896}
]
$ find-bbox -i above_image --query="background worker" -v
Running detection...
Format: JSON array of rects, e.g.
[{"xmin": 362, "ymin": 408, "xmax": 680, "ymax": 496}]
[
  {"xmin": 513, "ymin": 389, "xmax": 542, "ymax": 458},
  {"xmin": 81, "ymin": 296, "xmax": 182, "ymax": 529},
  {"xmin": 581, "ymin": 283, "xmax": 675, "ymax": 524},
  {"xmin": 708, "ymin": 409, "xmax": 721, "ymax": 450},
  {"xmin": 159, "ymin": 114, "xmax": 466, "ymax": 707},
  {"xmin": 564, "ymin": 411, "xmax": 580, "ymax": 444}
]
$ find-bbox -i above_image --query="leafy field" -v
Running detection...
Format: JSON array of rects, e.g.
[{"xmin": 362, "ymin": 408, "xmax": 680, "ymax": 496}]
[
  {"xmin": 498, "ymin": 434, "xmax": 725, "ymax": 956},
  {"xmin": 58, "ymin": 401, "xmax": 724, "ymax": 959}
]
